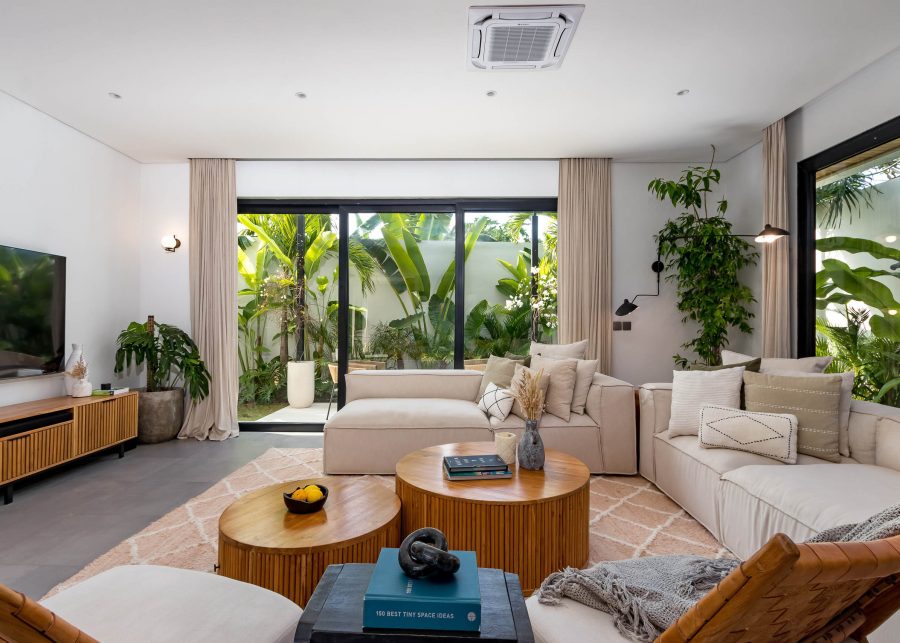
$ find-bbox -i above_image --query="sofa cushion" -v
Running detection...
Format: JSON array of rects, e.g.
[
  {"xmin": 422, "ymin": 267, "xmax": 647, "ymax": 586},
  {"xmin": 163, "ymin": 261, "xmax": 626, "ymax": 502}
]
[
  {"xmin": 721, "ymin": 350, "xmax": 833, "ymax": 373},
  {"xmin": 530, "ymin": 339, "xmax": 588, "ymax": 360},
  {"xmin": 477, "ymin": 355, "xmax": 523, "ymax": 398},
  {"xmin": 698, "ymin": 404, "xmax": 798, "ymax": 464},
  {"xmin": 345, "ymin": 369, "xmax": 482, "ymax": 403},
  {"xmin": 41, "ymin": 565, "xmax": 302, "ymax": 643},
  {"xmin": 490, "ymin": 412, "xmax": 597, "ymax": 430},
  {"xmin": 668, "ymin": 368, "xmax": 744, "ymax": 437},
  {"xmin": 325, "ymin": 398, "xmax": 490, "ymax": 430},
  {"xmin": 525, "ymin": 595, "xmax": 625, "ymax": 643},
  {"xmin": 531, "ymin": 355, "xmax": 578, "ymax": 421},
  {"xmin": 718, "ymin": 464, "xmax": 900, "ymax": 560}
]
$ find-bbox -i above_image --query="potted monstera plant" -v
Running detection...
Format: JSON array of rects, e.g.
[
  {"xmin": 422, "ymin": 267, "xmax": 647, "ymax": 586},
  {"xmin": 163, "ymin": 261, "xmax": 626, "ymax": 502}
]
[{"xmin": 115, "ymin": 315, "xmax": 211, "ymax": 443}]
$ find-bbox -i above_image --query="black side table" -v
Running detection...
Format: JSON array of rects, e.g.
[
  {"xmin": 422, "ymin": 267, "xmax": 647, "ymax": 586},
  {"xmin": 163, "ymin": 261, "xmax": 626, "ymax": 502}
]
[{"xmin": 295, "ymin": 564, "xmax": 534, "ymax": 643}]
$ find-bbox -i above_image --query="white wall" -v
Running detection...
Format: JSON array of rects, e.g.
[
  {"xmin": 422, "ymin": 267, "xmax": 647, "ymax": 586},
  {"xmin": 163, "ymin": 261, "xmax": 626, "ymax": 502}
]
[
  {"xmin": 140, "ymin": 158, "xmax": 765, "ymax": 386},
  {"xmin": 0, "ymin": 92, "xmax": 141, "ymax": 405},
  {"xmin": 610, "ymin": 148, "xmax": 763, "ymax": 385}
]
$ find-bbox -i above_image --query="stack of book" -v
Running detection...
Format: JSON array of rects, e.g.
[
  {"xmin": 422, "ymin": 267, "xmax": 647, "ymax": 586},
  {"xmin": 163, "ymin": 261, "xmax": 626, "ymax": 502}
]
[
  {"xmin": 443, "ymin": 454, "xmax": 511, "ymax": 481},
  {"xmin": 363, "ymin": 548, "xmax": 481, "ymax": 632},
  {"xmin": 91, "ymin": 387, "xmax": 130, "ymax": 396}
]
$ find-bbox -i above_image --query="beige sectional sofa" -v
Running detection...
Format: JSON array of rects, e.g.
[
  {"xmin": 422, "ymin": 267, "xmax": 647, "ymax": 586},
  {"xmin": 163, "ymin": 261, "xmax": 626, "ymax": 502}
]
[
  {"xmin": 526, "ymin": 383, "xmax": 900, "ymax": 643},
  {"xmin": 323, "ymin": 369, "xmax": 636, "ymax": 474}
]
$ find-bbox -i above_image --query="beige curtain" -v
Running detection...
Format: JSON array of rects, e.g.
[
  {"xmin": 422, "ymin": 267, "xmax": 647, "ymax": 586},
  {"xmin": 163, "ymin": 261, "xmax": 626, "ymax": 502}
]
[
  {"xmin": 179, "ymin": 159, "xmax": 239, "ymax": 441},
  {"xmin": 557, "ymin": 158, "xmax": 613, "ymax": 373},
  {"xmin": 761, "ymin": 119, "xmax": 791, "ymax": 358}
]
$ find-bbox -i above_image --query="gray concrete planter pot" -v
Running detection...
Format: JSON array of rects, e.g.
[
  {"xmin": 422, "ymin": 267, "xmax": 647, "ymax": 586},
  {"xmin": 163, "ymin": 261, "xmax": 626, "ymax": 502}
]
[{"xmin": 138, "ymin": 388, "xmax": 185, "ymax": 443}]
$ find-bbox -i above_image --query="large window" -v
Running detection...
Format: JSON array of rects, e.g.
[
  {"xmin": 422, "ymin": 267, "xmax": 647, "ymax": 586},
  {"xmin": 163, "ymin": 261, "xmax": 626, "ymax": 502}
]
[
  {"xmin": 799, "ymin": 116, "xmax": 900, "ymax": 408},
  {"xmin": 236, "ymin": 200, "xmax": 557, "ymax": 422}
]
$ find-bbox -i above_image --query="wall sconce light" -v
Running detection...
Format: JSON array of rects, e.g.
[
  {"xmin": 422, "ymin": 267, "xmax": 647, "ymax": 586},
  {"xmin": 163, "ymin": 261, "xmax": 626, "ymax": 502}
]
[
  {"xmin": 615, "ymin": 258, "xmax": 664, "ymax": 316},
  {"xmin": 616, "ymin": 224, "xmax": 790, "ymax": 316},
  {"xmin": 161, "ymin": 234, "xmax": 181, "ymax": 252}
]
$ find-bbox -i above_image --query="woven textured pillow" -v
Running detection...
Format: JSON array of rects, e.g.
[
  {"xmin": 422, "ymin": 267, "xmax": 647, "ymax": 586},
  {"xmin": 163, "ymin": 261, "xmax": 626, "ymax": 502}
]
[
  {"xmin": 669, "ymin": 368, "xmax": 745, "ymax": 437},
  {"xmin": 699, "ymin": 404, "xmax": 798, "ymax": 464},
  {"xmin": 743, "ymin": 371, "xmax": 842, "ymax": 462},
  {"xmin": 477, "ymin": 382, "xmax": 514, "ymax": 420}
]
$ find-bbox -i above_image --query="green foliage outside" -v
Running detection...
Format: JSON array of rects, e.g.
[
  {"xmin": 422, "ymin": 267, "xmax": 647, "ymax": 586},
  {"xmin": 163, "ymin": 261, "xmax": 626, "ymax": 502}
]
[
  {"xmin": 648, "ymin": 150, "xmax": 759, "ymax": 367},
  {"xmin": 236, "ymin": 211, "xmax": 557, "ymax": 411},
  {"xmin": 814, "ymin": 158, "xmax": 900, "ymax": 407}
]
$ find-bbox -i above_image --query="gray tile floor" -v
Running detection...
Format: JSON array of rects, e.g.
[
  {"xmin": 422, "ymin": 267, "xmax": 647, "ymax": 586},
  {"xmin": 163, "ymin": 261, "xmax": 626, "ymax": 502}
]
[{"xmin": 0, "ymin": 431, "xmax": 323, "ymax": 599}]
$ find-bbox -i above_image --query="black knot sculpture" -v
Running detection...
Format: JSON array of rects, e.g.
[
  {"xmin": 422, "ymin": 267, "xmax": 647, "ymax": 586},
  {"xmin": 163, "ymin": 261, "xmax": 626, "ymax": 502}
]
[{"xmin": 398, "ymin": 528, "xmax": 461, "ymax": 579}]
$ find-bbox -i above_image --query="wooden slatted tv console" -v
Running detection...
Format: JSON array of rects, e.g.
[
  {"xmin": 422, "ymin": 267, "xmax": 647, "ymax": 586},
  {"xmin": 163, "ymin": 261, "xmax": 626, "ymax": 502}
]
[{"xmin": 0, "ymin": 392, "xmax": 138, "ymax": 504}]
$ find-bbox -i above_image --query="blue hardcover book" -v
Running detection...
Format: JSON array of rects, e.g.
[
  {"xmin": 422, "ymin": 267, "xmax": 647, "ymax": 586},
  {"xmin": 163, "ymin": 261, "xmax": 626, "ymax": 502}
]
[{"xmin": 363, "ymin": 548, "xmax": 481, "ymax": 632}]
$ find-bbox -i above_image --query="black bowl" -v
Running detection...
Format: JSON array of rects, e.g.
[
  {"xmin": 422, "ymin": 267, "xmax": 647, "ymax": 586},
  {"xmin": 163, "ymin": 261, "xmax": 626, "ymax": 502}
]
[{"xmin": 283, "ymin": 484, "xmax": 329, "ymax": 514}]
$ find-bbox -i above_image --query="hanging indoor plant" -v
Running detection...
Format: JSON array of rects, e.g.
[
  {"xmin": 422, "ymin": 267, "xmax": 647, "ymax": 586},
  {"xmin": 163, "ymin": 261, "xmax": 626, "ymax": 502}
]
[
  {"xmin": 648, "ymin": 147, "xmax": 759, "ymax": 367},
  {"xmin": 114, "ymin": 315, "xmax": 211, "ymax": 443}
]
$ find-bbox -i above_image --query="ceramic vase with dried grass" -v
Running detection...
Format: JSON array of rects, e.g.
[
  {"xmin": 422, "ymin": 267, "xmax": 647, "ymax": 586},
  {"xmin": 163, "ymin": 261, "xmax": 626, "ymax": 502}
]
[{"xmin": 512, "ymin": 368, "xmax": 545, "ymax": 470}]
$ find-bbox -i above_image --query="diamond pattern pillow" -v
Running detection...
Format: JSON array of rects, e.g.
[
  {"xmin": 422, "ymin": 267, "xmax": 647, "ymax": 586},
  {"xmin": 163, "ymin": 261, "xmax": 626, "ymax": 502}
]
[
  {"xmin": 699, "ymin": 404, "xmax": 798, "ymax": 464},
  {"xmin": 478, "ymin": 382, "xmax": 514, "ymax": 420}
]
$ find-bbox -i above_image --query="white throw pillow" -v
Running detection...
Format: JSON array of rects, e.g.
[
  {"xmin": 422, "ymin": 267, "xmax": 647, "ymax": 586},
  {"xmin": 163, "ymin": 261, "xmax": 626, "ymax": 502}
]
[
  {"xmin": 768, "ymin": 370, "xmax": 854, "ymax": 457},
  {"xmin": 699, "ymin": 404, "xmax": 798, "ymax": 464},
  {"xmin": 721, "ymin": 350, "xmax": 833, "ymax": 374},
  {"xmin": 477, "ymin": 382, "xmax": 514, "ymax": 420},
  {"xmin": 669, "ymin": 368, "xmax": 745, "ymax": 437},
  {"xmin": 530, "ymin": 340, "xmax": 588, "ymax": 360}
]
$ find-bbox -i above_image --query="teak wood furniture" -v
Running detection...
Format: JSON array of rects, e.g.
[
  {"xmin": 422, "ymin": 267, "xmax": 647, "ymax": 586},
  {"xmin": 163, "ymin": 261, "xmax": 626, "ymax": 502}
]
[
  {"xmin": 395, "ymin": 442, "xmax": 590, "ymax": 596},
  {"xmin": 295, "ymin": 563, "xmax": 535, "ymax": 642},
  {"xmin": 0, "ymin": 392, "xmax": 138, "ymax": 504},
  {"xmin": 218, "ymin": 476, "xmax": 402, "ymax": 607}
]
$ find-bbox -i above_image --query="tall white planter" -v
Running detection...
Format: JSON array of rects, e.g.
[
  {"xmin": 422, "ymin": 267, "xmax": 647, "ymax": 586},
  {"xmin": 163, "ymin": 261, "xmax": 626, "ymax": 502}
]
[
  {"xmin": 63, "ymin": 343, "xmax": 87, "ymax": 396},
  {"xmin": 287, "ymin": 360, "xmax": 315, "ymax": 409}
]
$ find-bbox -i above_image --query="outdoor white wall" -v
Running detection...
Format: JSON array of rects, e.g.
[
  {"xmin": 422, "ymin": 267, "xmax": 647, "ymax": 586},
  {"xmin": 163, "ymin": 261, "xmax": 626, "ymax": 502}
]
[{"xmin": 0, "ymin": 92, "xmax": 142, "ymax": 406}]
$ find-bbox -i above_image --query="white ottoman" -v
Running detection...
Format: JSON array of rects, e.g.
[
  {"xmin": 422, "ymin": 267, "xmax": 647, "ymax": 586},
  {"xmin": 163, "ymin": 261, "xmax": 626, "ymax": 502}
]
[{"xmin": 41, "ymin": 565, "xmax": 302, "ymax": 643}]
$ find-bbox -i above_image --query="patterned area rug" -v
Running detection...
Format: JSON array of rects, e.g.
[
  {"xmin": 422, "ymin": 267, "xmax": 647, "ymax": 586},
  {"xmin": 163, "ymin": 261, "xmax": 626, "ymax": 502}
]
[{"xmin": 44, "ymin": 447, "xmax": 729, "ymax": 598}]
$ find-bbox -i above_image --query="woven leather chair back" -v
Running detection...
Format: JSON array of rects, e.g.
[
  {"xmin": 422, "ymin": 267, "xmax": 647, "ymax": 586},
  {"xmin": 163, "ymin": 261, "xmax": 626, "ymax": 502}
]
[
  {"xmin": 660, "ymin": 533, "xmax": 900, "ymax": 642},
  {"xmin": 0, "ymin": 584, "xmax": 97, "ymax": 643}
]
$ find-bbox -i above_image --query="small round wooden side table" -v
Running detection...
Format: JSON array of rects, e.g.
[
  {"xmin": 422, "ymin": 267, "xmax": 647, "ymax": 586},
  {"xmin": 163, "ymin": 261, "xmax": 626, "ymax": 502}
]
[
  {"xmin": 218, "ymin": 476, "xmax": 401, "ymax": 606},
  {"xmin": 395, "ymin": 442, "xmax": 590, "ymax": 595}
]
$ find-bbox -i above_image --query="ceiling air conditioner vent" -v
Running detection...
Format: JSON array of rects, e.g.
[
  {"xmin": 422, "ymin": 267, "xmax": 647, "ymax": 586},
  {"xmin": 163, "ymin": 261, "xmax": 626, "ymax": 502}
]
[{"xmin": 468, "ymin": 5, "xmax": 584, "ymax": 70}]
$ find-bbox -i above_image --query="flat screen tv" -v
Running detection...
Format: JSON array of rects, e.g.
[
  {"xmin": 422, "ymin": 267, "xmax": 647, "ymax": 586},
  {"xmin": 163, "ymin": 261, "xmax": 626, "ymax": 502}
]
[{"xmin": 0, "ymin": 245, "xmax": 66, "ymax": 379}]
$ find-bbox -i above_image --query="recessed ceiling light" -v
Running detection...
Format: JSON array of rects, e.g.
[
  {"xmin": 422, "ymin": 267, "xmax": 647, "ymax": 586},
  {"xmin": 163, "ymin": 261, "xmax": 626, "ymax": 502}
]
[
  {"xmin": 486, "ymin": 90, "xmax": 497, "ymax": 97},
  {"xmin": 886, "ymin": 234, "xmax": 897, "ymax": 243},
  {"xmin": 676, "ymin": 89, "xmax": 690, "ymax": 96},
  {"xmin": 295, "ymin": 92, "xmax": 307, "ymax": 99},
  {"xmin": 108, "ymin": 92, "xmax": 122, "ymax": 100}
]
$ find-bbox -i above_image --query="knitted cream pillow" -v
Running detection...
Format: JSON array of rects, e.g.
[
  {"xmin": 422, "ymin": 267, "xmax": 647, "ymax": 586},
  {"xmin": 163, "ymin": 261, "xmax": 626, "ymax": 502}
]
[
  {"xmin": 699, "ymin": 404, "xmax": 798, "ymax": 464},
  {"xmin": 668, "ymin": 368, "xmax": 745, "ymax": 437}
]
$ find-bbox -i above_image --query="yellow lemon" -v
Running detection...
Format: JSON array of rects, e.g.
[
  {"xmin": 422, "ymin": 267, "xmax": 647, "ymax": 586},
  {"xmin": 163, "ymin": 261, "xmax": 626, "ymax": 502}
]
[
  {"xmin": 290, "ymin": 488, "xmax": 307, "ymax": 501},
  {"xmin": 305, "ymin": 486, "xmax": 324, "ymax": 503}
]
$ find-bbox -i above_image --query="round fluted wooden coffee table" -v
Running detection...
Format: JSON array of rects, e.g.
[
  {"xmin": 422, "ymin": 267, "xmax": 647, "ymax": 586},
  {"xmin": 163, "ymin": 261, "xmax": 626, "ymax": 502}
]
[
  {"xmin": 218, "ymin": 476, "xmax": 401, "ymax": 606},
  {"xmin": 395, "ymin": 442, "xmax": 590, "ymax": 595}
]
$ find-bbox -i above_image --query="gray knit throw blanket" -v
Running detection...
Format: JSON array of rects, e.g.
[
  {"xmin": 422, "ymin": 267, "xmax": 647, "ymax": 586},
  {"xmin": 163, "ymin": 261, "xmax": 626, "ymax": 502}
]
[{"xmin": 537, "ymin": 503, "xmax": 900, "ymax": 642}]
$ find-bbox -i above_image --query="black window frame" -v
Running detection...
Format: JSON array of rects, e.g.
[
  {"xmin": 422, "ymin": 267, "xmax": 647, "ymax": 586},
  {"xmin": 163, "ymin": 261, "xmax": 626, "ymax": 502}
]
[
  {"xmin": 797, "ymin": 114, "xmax": 900, "ymax": 356},
  {"xmin": 237, "ymin": 198, "xmax": 557, "ymax": 406}
]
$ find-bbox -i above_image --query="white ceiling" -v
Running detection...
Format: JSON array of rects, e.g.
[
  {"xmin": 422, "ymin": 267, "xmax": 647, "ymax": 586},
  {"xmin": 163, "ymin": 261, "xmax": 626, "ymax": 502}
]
[{"xmin": 2, "ymin": 0, "xmax": 899, "ymax": 163}]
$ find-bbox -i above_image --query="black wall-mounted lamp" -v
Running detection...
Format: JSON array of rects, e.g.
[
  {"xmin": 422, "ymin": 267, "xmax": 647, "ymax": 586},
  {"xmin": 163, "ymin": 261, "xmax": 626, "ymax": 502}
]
[{"xmin": 615, "ymin": 224, "xmax": 789, "ymax": 316}]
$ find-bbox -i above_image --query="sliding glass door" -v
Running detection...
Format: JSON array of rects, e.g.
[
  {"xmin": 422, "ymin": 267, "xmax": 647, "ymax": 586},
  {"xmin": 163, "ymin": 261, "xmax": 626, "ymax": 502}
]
[{"xmin": 236, "ymin": 199, "xmax": 557, "ymax": 420}]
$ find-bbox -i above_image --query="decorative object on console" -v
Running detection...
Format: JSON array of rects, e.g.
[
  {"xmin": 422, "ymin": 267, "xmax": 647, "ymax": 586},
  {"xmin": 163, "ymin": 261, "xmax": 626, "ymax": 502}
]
[
  {"xmin": 63, "ymin": 344, "xmax": 87, "ymax": 396},
  {"xmin": 114, "ymin": 315, "xmax": 211, "ymax": 443},
  {"xmin": 668, "ymin": 367, "xmax": 745, "ymax": 437},
  {"xmin": 494, "ymin": 431, "xmax": 518, "ymax": 465},
  {"xmin": 743, "ymin": 371, "xmax": 843, "ymax": 462},
  {"xmin": 398, "ymin": 527, "xmax": 461, "ymax": 579},
  {"xmin": 512, "ymin": 367, "xmax": 546, "ymax": 470},
  {"xmin": 478, "ymin": 382, "xmax": 514, "ymax": 420},
  {"xmin": 699, "ymin": 404, "xmax": 798, "ymax": 464},
  {"xmin": 65, "ymin": 351, "xmax": 92, "ymax": 397}
]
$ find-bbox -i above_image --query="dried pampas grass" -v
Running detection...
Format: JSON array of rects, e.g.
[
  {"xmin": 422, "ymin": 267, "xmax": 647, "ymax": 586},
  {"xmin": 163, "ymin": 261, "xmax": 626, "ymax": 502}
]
[
  {"xmin": 512, "ymin": 367, "xmax": 544, "ymax": 421},
  {"xmin": 67, "ymin": 357, "xmax": 88, "ymax": 380}
]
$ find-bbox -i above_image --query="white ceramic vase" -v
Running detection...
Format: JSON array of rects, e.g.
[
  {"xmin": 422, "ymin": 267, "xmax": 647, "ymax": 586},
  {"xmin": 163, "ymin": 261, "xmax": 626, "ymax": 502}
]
[
  {"xmin": 287, "ymin": 360, "xmax": 315, "ymax": 409},
  {"xmin": 64, "ymin": 343, "xmax": 87, "ymax": 396},
  {"xmin": 71, "ymin": 379, "xmax": 93, "ymax": 398}
]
